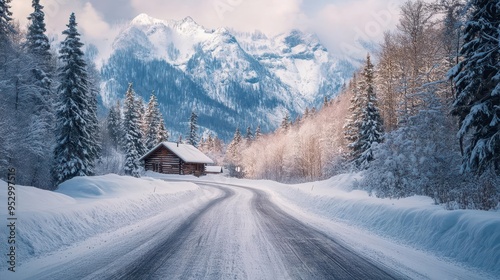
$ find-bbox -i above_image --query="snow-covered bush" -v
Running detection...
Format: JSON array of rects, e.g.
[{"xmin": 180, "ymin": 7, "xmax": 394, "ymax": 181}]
[{"xmin": 363, "ymin": 88, "xmax": 499, "ymax": 210}]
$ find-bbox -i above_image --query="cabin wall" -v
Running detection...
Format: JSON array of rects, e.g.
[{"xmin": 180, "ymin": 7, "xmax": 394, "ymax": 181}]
[
  {"xmin": 143, "ymin": 146, "xmax": 206, "ymax": 176},
  {"xmin": 144, "ymin": 146, "xmax": 181, "ymax": 175},
  {"xmin": 182, "ymin": 163, "xmax": 205, "ymax": 176}
]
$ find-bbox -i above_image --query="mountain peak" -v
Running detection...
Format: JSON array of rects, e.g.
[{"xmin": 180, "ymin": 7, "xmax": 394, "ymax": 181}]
[
  {"xmin": 180, "ymin": 16, "xmax": 196, "ymax": 24},
  {"xmin": 131, "ymin": 13, "xmax": 162, "ymax": 26}
]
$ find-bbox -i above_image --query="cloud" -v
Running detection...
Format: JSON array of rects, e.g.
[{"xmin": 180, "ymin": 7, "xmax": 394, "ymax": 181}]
[
  {"xmin": 10, "ymin": 0, "xmax": 411, "ymax": 62},
  {"xmin": 307, "ymin": 0, "xmax": 406, "ymax": 58},
  {"xmin": 129, "ymin": 0, "xmax": 305, "ymax": 35}
]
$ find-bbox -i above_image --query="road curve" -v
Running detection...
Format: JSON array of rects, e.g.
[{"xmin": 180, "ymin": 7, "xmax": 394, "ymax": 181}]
[
  {"xmin": 113, "ymin": 182, "xmax": 405, "ymax": 279},
  {"xmin": 18, "ymin": 181, "xmax": 407, "ymax": 280},
  {"xmin": 246, "ymin": 184, "xmax": 405, "ymax": 279}
]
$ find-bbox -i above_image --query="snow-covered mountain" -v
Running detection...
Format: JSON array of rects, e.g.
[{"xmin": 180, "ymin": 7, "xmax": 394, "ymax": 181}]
[{"xmin": 100, "ymin": 14, "xmax": 354, "ymax": 140}]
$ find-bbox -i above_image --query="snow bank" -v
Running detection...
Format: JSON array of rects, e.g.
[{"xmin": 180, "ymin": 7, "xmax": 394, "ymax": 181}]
[
  {"xmin": 0, "ymin": 174, "xmax": 212, "ymax": 270},
  {"xmin": 205, "ymin": 174, "xmax": 500, "ymax": 276}
]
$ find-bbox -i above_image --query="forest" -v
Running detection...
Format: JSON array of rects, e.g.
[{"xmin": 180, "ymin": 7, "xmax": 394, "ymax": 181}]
[
  {"xmin": 222, "ymin": 0, "xmax": 500, "ymax": 210},
  {"xmin": 0, "ymin": 0, "xmax": 498, "ymax": 210}
]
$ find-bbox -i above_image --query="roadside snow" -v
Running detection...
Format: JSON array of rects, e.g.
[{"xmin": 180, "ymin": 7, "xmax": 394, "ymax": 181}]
[
  {"xmin": 1, "ymin": 172, "xmax": 498, "ymax": 279},
  {"xmin": 0, "ymin": 174, "xmax": 217, "ymax": 272},
  {"xmin": 154, "ymin": 173, "xmax": 500, "ymax": 278}
]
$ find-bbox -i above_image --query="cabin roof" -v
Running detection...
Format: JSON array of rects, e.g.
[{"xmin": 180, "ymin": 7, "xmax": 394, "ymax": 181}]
[
  {"xmin": 205, "ymin": 166, "xmax": 223, "ymax": 173},
  {"xmin": 139, "ymin": 142, "xmax": 214, "ymax": 164}
]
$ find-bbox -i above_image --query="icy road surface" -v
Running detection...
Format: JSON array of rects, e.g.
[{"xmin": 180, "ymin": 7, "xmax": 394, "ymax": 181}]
[{"xmin": 17, "ymin": 182, "xmax": 407, "ymax": 280}]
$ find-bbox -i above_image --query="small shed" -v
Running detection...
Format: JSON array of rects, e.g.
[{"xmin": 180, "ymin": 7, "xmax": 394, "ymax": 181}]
[
  {"xmin": 140, "ymin": 142, "xmax": 214, "ymax": 176},
  {"xmin": 205, "ymin": 166, "xmax": 224, "ymax": 174}
]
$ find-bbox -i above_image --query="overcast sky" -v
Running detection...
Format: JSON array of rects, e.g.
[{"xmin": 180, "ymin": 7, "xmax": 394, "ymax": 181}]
[{"xmin": 11, "ymin": 0, "xmax": 409, "ymax": 61}]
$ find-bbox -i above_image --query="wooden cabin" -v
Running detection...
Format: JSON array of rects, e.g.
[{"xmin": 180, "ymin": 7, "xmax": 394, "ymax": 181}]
[{"xmin": 140, "ymin": 142, "xmax": 214, "ymax": 176}]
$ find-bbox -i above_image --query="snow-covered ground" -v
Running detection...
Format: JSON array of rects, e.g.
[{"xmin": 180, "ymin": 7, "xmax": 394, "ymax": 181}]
[
  {"xmin": 153, "ymin": 172, "xmax": 500, "ymax": 279},
  {"xmin": 0, "ymin": 172, "xmax": 498, "ymax": 279},
  {"xmin": 0, "ymin": 175, "xmax": 219, "ymax": 275}
]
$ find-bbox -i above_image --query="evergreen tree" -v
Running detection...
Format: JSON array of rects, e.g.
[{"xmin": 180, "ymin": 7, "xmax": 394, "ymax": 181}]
[
  {"xmin": 323, "ymin": 96, "xmax": 329, "ymax": 108},
  {"xmin": 145, "ymin": 92, "xmax": 165, "ymax": 149},
  {"xmin": 344, "ymin": 73, "xmax": 365, "ymax": 160},
  {"xmin": 357, "ymin": 54, "xmax": 384, "ymax": 167},
  {"xmin": 157, "ymin": 120, "xmax": 168, "ymax": 144},
  {"xmin": 52, "ymin": 13, "xmax": 96, "ymax": 184},
  {"xmin": 0, "ymin": 0, "xmax": 13, "ymax": 40},
  {"xmin": 255, "ymin": 125, "xmax": 262, "ymax": 140},
  {"xmin": 187, "ymin": 111, "xmax": 198, "ymax": 147},
  {"xmin": 281, "ymin": 112, "xmax": 291, "ymax": 132},
  {"xmin": 0, "ymin": 0, "xmax": 13, "ymax": 72},
  {"xmin": 84, "ymin": 44, "xmax": 102, "ymax": 163},
  {"xmin": 123, "ymin": 83, "xmax": 145, "ymax": 177},
  {"xmin": 450, "ymin": 0, "xmax": 500, "ymax": 175},
  {"xmin": 107, "ymin": 100, "xmax": 122, "ymax": 149},
  {"xmin": 245, "ymin": 126, "xmax": 253, "ymax": 142},
  {"xmin": 26, "ymin": 0, "xmax": 50, "ymax": 60},
  {"xmin": 226, "ymin": 127, "xmax": 242, "ymax": 166},
  {"xmin": 135, "ymin": 95, "xmax": 146, "ymax": 142}
]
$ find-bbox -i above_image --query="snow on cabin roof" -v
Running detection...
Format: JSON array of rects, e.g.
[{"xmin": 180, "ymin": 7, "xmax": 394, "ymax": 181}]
[
  {"xmin": 140, "ymin": 142, "xmax": 214, "ymax": 164},
  {"xmin": 205, "ymin": 166, "xmax": 223, "ymax": 173}
]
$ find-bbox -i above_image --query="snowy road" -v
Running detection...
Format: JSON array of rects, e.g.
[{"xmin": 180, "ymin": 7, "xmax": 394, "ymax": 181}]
[
  {"xmin": 19, "ymin": 182, "xmax": 404, "ymax": 279},
  {"xmin": 110, "ymin": 182, "xmax": 404, "ymax": 279}
]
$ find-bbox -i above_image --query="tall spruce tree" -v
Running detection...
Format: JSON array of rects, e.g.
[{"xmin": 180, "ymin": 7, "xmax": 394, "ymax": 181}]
[
  {"xmin": 187, "ymin": 111, "xmax": 198, "ymax": 147},
  {"xmin": 344, "ymin": 73, "xmax": 365, "ymax": 160},
  {"xmin": 281, "ymin": 112, "xmax": 291, "ymax": 132},
  {"xmin": 145, "ymin": 92, "xmax": 168, "ymax": 149},
  {"xmin": 26, "ymin": 0, "xmax": 50, "ymax": 59},
  {"xmin": 157, "ymin": 120, "xmax": 168, "ymax": 143},
  {"xmin": 255, "ymin": 125, "xmax": 262, "ymax": 140},
  {"xmin": 107, "ymin": 100, "xmax": 123, "ymax": 150},
  {"xmin": 123, "ymin": 83, "xmax": 145, "ymax": 177},
  {"xmin": 226, "ymin": 126, "xmax": 242, "ymax": 166},
  {"xmin": 0, "ymin": 0, "xmax": 13, "ymax": 40},
  {"xmin": 0, "ymin": 0, "xmax": 13, "ymax": 71},
  {"xmin": 25, "ymin": 0, "xmax": 56, "ymax": 188},
  {"xmin": 450, "ymin": 0, "xmax": 500, "ymax": 175},
  {"xmin": 356, "ymin": 54, "xmax": 384, "ymax": 168},
  {"xmin": 245, "ymin": 126, "xmax": 253, "ymax": 142},
  {"xmin": 52, "ymin": 13, "xmax": 97, "ymax": 184}
]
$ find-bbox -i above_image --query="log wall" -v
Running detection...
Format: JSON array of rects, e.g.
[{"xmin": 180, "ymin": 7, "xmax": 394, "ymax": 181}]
[
  {"xmin": 144, "ymin": 146, "xmax": 181, "ymax": 175},
  {"xmin": 143, "ymin": 145, "xmax": 206, "ymax": 176}
]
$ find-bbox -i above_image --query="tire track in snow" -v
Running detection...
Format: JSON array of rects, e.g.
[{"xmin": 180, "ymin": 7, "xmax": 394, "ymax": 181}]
[
  {"xmin": 247, "ymin": 185, "xmax": 407, "ymax": 279},
  {"xmin": 107, "ymin": 185, "xmax": 235, "ymax": 280}
]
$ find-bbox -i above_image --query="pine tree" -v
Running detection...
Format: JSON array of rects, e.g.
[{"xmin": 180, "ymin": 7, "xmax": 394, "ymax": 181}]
[
  {"xmin": 123, "ymin": 83, "xmax": 145, "ymax": 177},
  {"xmin": 226, "ymin": 127, "xmax": 242, "ymax": 166},
  {"xmin": 357, "ymin": 54, "xmax": 384, "ymax": 167},
  {"xmin": 281, "ymin": 112, "xmax": 291, "ymax": 132},
  {"xmin": 450, "ymin": 0, "xmax": 500, "ymax": 175},
  {"xmin": 0, "ymin": 0, "xmax": 13, "ymax": 71},
  {"xmin": 84, "ymin": 44, "xmax": 102, "ymax": 163},
  {"xmin": 344, "ymin": 73, "xmax": 365, "ymax": 160},
  {"xmin": 26, "ymin": 0, "xmax": 50, "ymax": 60},
  {"xmin": 107, "ymin": 100, "xmax": 122, "ymax": 149},
  {"xmin": 52, "ymin": 13, "xmax": 96, "ymax": 184},
  {"xmin": 0, "ymin": 0, "xmax": 13, "ymax": 40},
  {"xmin": 135, "ymin": 95, "xmax": 146, "ymax": 142},
  {"xmin": 245, "ymin": 126, "xmax": 253, "ymax": 142},
  {"xmin": 187, "ymin": 111, "xmax": 198, "ymax": 147},
  {"xmin": 145, "ymin": 92, "xmax": 165, "ymax": 149},
  {"xmin": 157, "ymin": 120, "xmax": 168, "ymax": 143},
  {"xmin": 255, "ymin": 125, "xmax": 262, "ymax": 140}
]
